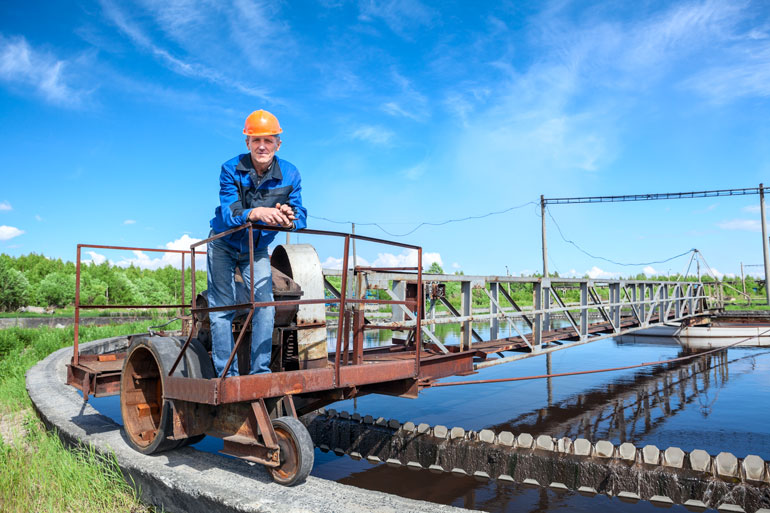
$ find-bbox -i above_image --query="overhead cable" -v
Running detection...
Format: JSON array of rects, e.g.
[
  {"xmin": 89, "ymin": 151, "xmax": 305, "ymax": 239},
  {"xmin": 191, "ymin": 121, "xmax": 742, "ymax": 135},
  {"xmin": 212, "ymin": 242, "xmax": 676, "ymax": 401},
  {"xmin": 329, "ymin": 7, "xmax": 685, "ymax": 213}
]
[
  {"xmin": 546, "ymin": 207, "xmax": 695, "ymax": 267},
  {"xmin": 310, "ymin": 201, "xmax": 538, "ymax": 237}
]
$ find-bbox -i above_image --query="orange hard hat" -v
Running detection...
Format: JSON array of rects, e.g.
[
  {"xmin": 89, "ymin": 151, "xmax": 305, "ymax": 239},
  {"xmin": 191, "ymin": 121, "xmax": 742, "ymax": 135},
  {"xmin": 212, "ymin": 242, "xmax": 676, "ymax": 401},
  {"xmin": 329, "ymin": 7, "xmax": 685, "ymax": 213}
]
[{"xmin": 243, "ymin": 109, "xmax": 283, "ymax": 136}]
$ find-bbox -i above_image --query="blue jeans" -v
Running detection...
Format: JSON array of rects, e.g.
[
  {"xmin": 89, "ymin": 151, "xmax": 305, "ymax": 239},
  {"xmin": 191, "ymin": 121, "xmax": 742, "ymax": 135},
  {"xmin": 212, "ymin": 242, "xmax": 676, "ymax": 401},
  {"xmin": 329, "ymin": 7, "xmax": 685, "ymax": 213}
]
[{"xmin": 207, "ymin": 235, "xmax": 274, "ymax": 376}]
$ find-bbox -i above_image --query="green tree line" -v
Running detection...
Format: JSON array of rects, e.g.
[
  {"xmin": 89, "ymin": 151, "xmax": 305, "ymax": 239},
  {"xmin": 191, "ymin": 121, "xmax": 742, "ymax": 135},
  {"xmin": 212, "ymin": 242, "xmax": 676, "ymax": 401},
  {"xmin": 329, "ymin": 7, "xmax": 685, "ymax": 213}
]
[{"xmin": 0, "ymin": 253, "xmax": 206, "ymax": 312}]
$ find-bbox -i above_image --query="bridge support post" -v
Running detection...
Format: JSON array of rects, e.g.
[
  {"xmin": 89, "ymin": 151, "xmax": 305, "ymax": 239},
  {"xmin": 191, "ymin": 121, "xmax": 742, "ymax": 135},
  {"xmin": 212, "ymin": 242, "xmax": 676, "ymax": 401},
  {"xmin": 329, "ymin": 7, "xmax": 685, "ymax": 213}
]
[
  {"xmin": 461, "ymin": 280, "xmax": 471, "ymax": 351},
  {"xmin": 390, "ymin": 280, "xmax": 406, "ymax": 340},
  {"xmin": 489, "ymin": 283, "xmax": 499, "ymax": 340},
  {"xmin": 534, "ymin": 282, "xmax": 543, "ymax": 349},
  {"xmin": 639, "ymin": 284, "xmax": 646, "ymax": 324},
  {"xmin": 580, "ymin": 282, "xmax": 588, "ymax": 340}
]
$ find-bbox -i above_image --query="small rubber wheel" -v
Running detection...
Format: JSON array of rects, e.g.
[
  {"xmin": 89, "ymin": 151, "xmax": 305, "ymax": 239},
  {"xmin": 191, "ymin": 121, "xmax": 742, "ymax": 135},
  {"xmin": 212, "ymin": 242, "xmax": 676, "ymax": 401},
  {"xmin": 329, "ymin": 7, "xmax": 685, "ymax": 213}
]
[{"xmin": 269, "ymin": 416, "xmax": 314, "ymax": 486}]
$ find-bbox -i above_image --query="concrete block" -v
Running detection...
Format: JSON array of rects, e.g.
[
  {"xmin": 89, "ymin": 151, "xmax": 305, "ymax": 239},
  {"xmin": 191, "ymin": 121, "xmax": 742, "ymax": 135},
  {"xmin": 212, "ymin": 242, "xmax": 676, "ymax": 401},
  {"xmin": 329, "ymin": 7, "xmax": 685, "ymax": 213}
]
[
  {"xmin": 328, "ymin": 408, "xmax": 337, "ymax": 417},
  {"xmin": 516, "ymin": 433, "xmax": 534, "ymax": 449},
  {"xmin": 319, "ymin": 444, "xmax": 330, "ymax": 452},
  {"xmin": 333, "ymin": 447, "xmax": 345, "ymax": 456},
  {"xmin": 683, "ymin": 499, "xmax": 708, "ymax": 511},
  {"xmin": 650, "ymin": 495, "xmax": 674, "ymax": 505},
  {"xmin": 573, "ymin": 438, "xmax": 592, "ymax": 456},
  {"xmin": 318, "ymin": 407, "xmax": 326, "ymax": 415},
  {"xmin": 642, "ymin": 445, "xmax": 660, "ymax": 465},
  {"xmin": 754, "ymin": 510, "xmax": 770, "ymax": 513},
  {"xmin": 535, "ymin": 435, "xmax": 555, "ymax": 451},
  {"xmin": 406, "ymin": 461, "xmax": 422, "ymax": 469},
  {"xmin": 402, "ymin": 421, "xmax": 416, "ymax": 433},
  {"xmin": 450, "ymin": 467, "xmax": 467, "ymax": 475},
  {"xmin": 577, "ymin": 486, "xmax": 597, "ymax": 495},
  {"xmin": 473, "ymin": 471, "xmax": 490, "ymax": 480},
  {"xmin": 450, "ymin": 427, "xmax": 465, "ymax": 440},
  {"xmin": 557, "ymin": 437, "xmax": 572, "ymax": 453},
  {"xmin": 716, "ymin": 504, "xmax": 745, "ymax": 513},
  {"xmin": 352, "ymin": 413, "xmax": 361, "ymax": 422},
  {"xmin": 388, "ymin": 419, "xmax": 400, "ymax": 430},
  {"xmin": 349, "ymin": 452, "xmax": 362, "ymax": 460},
  {"xmin": 663, "ymin": 447, "xmax": 685, "ymax": 468},
  {"xmin": 339, "ymin": 411, "xmax": 349, "ymax": 419},
  {"xmin": 366, "ymin": 455, "xmax": 381, "ymax": 464},
  {"xmin": 618, "ymin": 491, "xmax": 641, "ymax": 502},
  {"xmin": 689, "ymin": 449, "xmax": 711, "ymax": 473},
  {"xmin": 618, "ymin": 442, "xmax": 636, "ymax": 462},
  {"xmin": 715, "ymin": 452, "xmax": 739, "ymax": 478},
  {"xmin": 386, "ymin": 458, "xmax": 401, "ymax": 467},
  {"xmin": 498, "ymin": 431, "xmax": 515, "ymax": 446},
  {"xmin": 742, "ymin": 454, "xmax": 765, "ymax": 482},
  {"xmin": 478, "ymin": 429, "xmax": 495, "ymax": 443},
  {"xmin": 549, "ymin": 482, "xmax": 568, "ymax": 491},
  {"xmin": 363, "ymin": 415, "xmax": 374, "ymax": 425},
  {"xmin": 375, "ymin": 417, "xmax": 387, "ymax": 426},
  {"xmin": 594, "ymin": 440, "xmax": 614, "ymax": 458},
  {"xmin": 433, "ymin": 425, "xmax": 448, "ymax": 439},
  {"xmin": 498, "ymin": 474, "xmax": 514, "ymax": 482},
  {"xmin": 417, "ymin": 422, "xmax": 430, "ymax": 434},
  {"xmin": 428, "ymin": 464, "xmax": 444, "ymax": 473},
  {"xmin": 522, "ymin": 478, "xmax": 539, "ymax": 487}
]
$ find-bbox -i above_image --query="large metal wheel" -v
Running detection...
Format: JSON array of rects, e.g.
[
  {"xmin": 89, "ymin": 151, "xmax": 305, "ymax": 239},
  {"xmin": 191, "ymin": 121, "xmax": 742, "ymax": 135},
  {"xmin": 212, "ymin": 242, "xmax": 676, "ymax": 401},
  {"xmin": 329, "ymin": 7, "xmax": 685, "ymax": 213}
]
[
  {"xmin": 120, "ymin": 336, "xmax": 214, "ymax": 454},
  {"xmin": 269, "ymin": 416, "xmax": 314, "ymax": 486}
]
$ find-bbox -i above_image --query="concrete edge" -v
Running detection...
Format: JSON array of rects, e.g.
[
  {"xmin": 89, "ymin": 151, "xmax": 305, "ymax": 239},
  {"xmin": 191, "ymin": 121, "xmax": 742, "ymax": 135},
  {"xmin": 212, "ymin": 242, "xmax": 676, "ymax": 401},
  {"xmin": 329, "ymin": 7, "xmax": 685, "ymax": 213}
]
[{"xmin": 25, "ymin": 336, "xmax": 479, "ymax": 513}]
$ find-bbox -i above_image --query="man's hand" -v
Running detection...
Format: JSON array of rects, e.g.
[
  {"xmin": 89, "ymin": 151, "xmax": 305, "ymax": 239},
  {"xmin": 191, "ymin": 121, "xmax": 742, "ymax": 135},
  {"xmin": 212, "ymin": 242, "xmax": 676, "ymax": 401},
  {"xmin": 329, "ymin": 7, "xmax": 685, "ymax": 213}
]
[
  {"xmin": 248, "ymin": 206, "xmax": 292, "ymax": 227},
  {"xmin": 275, "ymin": 203, "xmax": 297, "ymax": 223}
]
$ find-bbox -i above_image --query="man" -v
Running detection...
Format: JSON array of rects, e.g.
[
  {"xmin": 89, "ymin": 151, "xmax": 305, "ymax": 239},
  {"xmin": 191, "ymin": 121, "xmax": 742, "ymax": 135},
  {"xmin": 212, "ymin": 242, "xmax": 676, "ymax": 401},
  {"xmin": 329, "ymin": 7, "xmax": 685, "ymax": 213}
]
[{"xmin": 207, "ymin": 110, "xmax": 307, "ymax": 377}]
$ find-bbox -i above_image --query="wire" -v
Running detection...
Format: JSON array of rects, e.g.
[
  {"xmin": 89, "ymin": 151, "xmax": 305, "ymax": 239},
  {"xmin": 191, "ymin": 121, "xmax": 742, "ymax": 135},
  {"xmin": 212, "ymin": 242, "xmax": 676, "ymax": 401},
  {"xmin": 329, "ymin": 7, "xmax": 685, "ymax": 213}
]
[
  {"xmin": 310, "ymin": 201, "xmax": 538, "ymax": 237},
  {"xmin": 431, "ymin": 328, "xmax": 770, "ymax": 388},
  {"xmin": 546, "ymin": 207, "xmax": 695, "ymax": 267}
]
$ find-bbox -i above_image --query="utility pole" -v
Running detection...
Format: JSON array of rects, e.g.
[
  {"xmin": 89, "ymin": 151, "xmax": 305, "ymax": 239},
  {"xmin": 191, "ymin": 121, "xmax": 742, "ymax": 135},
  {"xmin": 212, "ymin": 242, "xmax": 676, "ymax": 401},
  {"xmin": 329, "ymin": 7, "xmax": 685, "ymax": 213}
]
[
  {"xmin": 541, "ymin": 195, "xmax": 548, "ymax": 278},
  {"xmin": 760, "ymin": 183, "xmax": 770, "ymax": 306},
  {"xmin": 350, "ymin": 223, "xmax": 357, "ymax": 302},
  {"xmin": 740, "ymin": 262, "xmax": 746, "ymax": 298}
]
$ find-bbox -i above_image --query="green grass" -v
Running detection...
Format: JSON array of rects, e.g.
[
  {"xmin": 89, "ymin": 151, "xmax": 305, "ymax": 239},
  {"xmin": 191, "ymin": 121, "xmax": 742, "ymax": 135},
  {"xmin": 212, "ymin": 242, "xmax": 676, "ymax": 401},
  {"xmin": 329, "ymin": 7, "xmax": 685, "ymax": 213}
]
[
  {"xmin": 0, "ymin": 308, "xmax": 181, "ymax": 319},
  {"xmin": 0, "ymin": 321, "xmax": 169, "ymax": 512}
]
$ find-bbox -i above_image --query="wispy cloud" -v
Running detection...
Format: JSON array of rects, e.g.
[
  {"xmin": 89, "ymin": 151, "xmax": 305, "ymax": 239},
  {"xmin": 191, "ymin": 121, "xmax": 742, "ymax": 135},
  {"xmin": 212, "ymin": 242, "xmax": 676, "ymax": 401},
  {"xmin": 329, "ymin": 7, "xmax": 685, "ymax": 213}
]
[
  {"xmin": 98, "ymin": 0, "xmax": 274, "ymax": 100},
  {"xmin": 351, "ymin": 125, "xmax": 395, "ymax": 145},
  {"xmin": 0, "ymin": 225, "xmax": 24, "ymax": 241},
  {"xmin": 357, "ymin": 0, "xmax": 436, "ymax": 39},
  {"xmin": 0, "ymin": 34, "xmax": 90, "ymax": 107},
  {"xmin": 0, "ymin": 201, "xmax": 11, "ymax": 211},
  {"xmin": 717, "ymin": 218, "xmax": 761, "ymax": 232},
  {"xmin": 34, "ymin": 215, "xmax": 43, "ymax": 222},
  {"xmin": 743, "ymin": 204, "xmax": 761, "ymax": 213},
  {"xmin": 123, "ymin": 219, "xmax": 136, "ymax": 225}
]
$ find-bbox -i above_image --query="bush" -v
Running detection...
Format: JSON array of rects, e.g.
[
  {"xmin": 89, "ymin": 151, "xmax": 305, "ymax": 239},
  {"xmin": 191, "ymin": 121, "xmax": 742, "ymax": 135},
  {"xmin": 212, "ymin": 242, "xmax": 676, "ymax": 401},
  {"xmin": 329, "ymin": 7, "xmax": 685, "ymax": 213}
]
[
  {"xmin": 37, "ymin": 273, "xmax": 75, "ymax": 308},
  {"xmin": 0, "ymin": 262, "xmax": 30, "ymax": 312}
]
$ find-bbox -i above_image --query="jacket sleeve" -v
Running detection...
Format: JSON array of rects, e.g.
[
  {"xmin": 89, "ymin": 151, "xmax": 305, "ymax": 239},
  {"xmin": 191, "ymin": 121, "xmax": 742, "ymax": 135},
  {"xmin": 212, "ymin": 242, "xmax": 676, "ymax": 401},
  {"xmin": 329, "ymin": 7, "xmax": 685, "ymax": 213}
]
[
  {"xmin": 288, "ymin": 170, "xmax": 307, "ymax": 231},
  {"xmin": 219, "ymin": 165, "xmax": 251, "ymax": 228}
]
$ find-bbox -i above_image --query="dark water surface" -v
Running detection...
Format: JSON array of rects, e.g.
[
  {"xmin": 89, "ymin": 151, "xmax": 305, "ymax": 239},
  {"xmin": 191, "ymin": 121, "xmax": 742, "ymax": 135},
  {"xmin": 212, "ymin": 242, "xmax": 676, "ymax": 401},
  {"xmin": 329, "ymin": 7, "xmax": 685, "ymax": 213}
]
[{"xmin": 88, "ymin": 321, "xmax": 770, "ymax": 512}]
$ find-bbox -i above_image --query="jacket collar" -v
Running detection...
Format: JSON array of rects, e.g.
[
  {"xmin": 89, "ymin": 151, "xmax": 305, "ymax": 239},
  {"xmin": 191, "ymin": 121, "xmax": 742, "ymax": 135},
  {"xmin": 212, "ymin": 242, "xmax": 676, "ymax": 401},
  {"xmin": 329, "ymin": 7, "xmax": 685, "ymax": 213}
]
[{"xmin": 236, "ymin": 154, "xmax": 283, "ymax": 184}]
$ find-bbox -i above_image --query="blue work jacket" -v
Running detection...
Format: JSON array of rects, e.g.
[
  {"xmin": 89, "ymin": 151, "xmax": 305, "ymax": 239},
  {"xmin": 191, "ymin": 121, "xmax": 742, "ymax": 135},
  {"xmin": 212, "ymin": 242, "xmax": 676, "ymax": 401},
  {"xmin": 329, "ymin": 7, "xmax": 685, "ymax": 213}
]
[{"xmin": 209, "ymin": 154, "xmax": 307, "ymax": 252}]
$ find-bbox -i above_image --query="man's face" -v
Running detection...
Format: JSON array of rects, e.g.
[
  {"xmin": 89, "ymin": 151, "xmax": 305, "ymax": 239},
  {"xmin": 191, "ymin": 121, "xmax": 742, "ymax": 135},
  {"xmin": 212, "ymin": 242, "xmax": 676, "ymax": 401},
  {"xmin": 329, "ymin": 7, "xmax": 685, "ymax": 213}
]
[{"xmin": 246, "ymin": 135, "xmax": 281, "ymax": 168}]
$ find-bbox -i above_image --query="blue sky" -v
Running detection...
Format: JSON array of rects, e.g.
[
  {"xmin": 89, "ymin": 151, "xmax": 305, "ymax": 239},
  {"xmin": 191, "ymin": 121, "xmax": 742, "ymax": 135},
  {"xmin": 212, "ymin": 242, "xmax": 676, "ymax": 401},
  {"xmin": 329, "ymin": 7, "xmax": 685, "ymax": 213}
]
[{"xmin": 1, "ymin": 0, "xmax": 769, "ymax": 279}]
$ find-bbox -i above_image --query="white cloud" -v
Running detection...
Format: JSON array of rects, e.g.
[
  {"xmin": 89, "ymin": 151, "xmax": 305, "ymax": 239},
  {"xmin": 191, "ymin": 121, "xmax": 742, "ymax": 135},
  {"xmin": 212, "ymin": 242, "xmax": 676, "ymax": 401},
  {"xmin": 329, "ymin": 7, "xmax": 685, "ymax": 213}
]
[
  {"xmin": 642, "ymin": 265, "xmax": 658, "ymax": 275},
  {"xmin": 400, "ymin": 162, "xmax": 427, "ymax": 180},
  {"xmin": 0, "ymin": 201, "xmax": 11, "ymax": 211},
  {"xmin": 717, "ymin": 219, "xmax": 761, "ymax": 232},
  {"xmin": 742, "ymin": 205, "xmax": 761, "ymax": 213},
  {"xmin": 585, "ymin": 266, "xmax": 622, "ymax": 279},
  {"xmin": 123, "ymin": 219, "xmax": 136, "ymax": 225},
  {"xmin": 85, "ymin": 251, "xmax": 107, "ymax": 265},
  {"xmin": 451, "ymin": 262, "xmax": 461, "ymax": 269},
  {"xmin": 0, "ymin": 34, "xmax": 88, "ymax": 106},
  {"xmin": 351, "ymin": 125, "xmax": 394, "ymax": 145},
  {"xmin": 322, "ymin": 250, "xmax": 442, "ymax": 271},
  {"xmin": 112, "ymin": 234, "xmax": 205, "ymax": 269},
  {"xmin": 0, "ymin": 225, "xmax": 24, "ymax": 241},
  {"xmin": 34, "ymin": 214, "xmax": 43, "ymax": 222}
]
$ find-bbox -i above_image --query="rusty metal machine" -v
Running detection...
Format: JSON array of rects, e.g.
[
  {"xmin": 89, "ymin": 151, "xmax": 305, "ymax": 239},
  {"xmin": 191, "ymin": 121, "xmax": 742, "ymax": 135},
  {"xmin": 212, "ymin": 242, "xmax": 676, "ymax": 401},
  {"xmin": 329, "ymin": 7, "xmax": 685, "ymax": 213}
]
[{"xmin": 67, "ymin": 225, "xmax": 466, "ymax": 485}]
